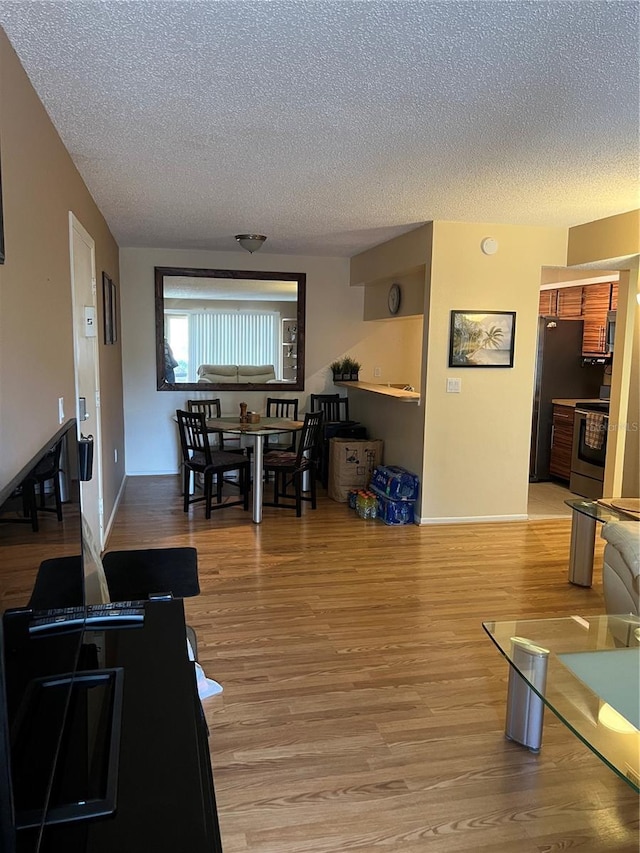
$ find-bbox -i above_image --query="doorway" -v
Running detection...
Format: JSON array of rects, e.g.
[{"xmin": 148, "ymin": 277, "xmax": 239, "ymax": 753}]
[{"xmin": 69, "ymin": 213, "xmax": 104, "ymax": 549}]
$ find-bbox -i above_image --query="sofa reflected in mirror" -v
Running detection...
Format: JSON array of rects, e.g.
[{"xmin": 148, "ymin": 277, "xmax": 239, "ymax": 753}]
[{"xmin": 155, "ymin": 266, "xmax": 306, "ymax": 392}]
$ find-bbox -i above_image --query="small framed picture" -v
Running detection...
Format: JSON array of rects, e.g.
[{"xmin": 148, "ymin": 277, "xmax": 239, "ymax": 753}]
[
  {"xmin": 449, "ymin": 310, "xmax": 516, "ymax": 368},
  {"xmin": 102, "ymin": 272, "xmax": 117, "ymax": 345}
]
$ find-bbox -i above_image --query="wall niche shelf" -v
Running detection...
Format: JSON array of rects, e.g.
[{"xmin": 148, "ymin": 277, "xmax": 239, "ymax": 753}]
[{"xmin": 282, "ymin": 318, "xmax": 298, "ymax": 381}]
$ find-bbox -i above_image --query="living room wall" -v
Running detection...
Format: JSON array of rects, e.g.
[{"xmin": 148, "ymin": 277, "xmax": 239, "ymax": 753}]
[
  {"xmin": 0, "ymin": 30, "xmax": 124, "ymax": 522},
  {"xmin": 119, "ymin": 247, "xmax": 419, "ymax": 475}
]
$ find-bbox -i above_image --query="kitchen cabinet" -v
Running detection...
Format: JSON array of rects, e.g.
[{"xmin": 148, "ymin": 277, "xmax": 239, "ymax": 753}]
[
  {"xmin": 582, "ymin": 283, "xmax": 613, "ymax": 355},
  {"xmin": 610, "ymin": 282, "xmax": 618, "ymax": 310},
  {"xmin": 549, "ymin": 404, "xmax": 575, "ymax": 481},
  {"xmin": 282, "ymin": 318, "xmax": 298, "ymax": 381},
  {"xmin": 538, "ymin": 289, "xmax": 557, "ymax": 315},
  {"xmin": 556, "ymin": 286, "xmax": 583, "ymax": 318}
]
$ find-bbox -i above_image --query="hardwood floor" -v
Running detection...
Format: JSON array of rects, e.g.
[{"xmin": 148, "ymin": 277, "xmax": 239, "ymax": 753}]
[{"xmin": 109, "ymin": 476, "xmax": 639, "ymax": 852}]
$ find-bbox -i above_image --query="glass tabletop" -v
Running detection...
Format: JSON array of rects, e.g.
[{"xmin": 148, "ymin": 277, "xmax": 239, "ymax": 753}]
[
  {"xmin": 483, "ymin": 615, "xmax": 640, "ymax": 791},
  {"xmin": 205, "ymin": 417, "xmax": 303, "ymax": 436},
  {"xmin": 564, "ymin": 498, "xmax": 640, "ymax": 524}
]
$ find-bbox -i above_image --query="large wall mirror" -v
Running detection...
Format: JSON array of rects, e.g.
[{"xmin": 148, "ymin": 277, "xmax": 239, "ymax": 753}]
[{"xmin": 155, "ymin": 266, "xmax": 306, "ymax": 392}]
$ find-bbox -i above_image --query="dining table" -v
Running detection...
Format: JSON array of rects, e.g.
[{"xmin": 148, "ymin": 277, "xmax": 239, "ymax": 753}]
[{"xmin": 205, "ymin": 417, "xmax": 304, "ymax": 523}]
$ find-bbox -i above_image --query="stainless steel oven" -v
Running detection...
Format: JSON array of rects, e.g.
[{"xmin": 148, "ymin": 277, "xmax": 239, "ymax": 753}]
[{"xmin": 570, "ymin": 407, "xmax": 608, "ymax": 499}]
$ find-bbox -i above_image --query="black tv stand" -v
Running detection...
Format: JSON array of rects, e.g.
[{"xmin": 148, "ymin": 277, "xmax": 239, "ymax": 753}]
[{"xmin": 5, "ymin": 600, "xmax": 223, "ymax": 852}]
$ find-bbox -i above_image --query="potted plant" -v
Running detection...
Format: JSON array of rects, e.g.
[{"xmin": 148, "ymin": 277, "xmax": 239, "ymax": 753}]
[
  {"xmin": 329, "ymin": 359, "xmax": 346, "ymax": 382},
  {"xmin": 342, "ymin": 357, "xmax": 362, "ymax": 381}
]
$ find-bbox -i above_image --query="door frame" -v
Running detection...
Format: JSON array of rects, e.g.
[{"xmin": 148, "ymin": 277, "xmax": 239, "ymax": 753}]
[{"xmin": 69, "ymin": 212, "xmax": 104, "ymax": 548}]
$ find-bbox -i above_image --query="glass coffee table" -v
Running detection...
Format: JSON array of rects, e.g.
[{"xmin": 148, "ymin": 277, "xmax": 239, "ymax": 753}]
[
  {"xmin": 483, "ymin": 614, "xmax": 640, "ymax": 792},
  {"xmin": 565, "ymin": 498, "xmax": 639, "ymax": 587}
]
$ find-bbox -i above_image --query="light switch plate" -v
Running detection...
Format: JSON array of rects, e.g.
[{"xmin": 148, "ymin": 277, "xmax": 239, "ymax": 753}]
[{"xmin": 447, "ymin": 378, "xmax": 461, "ymax": 393}]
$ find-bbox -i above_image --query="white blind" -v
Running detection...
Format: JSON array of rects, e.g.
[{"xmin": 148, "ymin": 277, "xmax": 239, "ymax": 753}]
[{"xmin": 188, "ymin": 312, "xmax": 278, "ymax": 381}]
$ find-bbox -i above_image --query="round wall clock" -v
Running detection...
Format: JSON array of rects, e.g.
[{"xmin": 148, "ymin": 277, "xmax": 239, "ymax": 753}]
[{"xmin": 388, "ymin": 283, "xmax": 401, "ymax": 315}]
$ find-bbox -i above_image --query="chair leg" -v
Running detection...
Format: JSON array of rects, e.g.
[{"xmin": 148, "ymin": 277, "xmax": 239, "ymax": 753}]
[
  {"xmin": 295, "ymin": 473, "xmax": 302, "ymax": 517},
  {"xmin": 310, "ymin": 469, "xmax": 317, "ymax": 510},
  {"xmin": 183, "ymin": 468, "xmax": 191, "ymax": 512},
  {"xmin": 53, "ymin": 475, "xmax": 63, "ymax": 522},
  {"xmin": 205, "ymin": 473, "xmax": 213, "ymax": 519},
  {"xmin": 26, "ymin": 484, "xmax": 39, "ymax": 532}
]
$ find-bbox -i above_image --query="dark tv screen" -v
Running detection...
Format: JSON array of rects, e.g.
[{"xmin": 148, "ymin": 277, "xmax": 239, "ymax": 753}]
[{"xmin": 0, "ymin": 419, "xmax": 86, "ymax": 852}]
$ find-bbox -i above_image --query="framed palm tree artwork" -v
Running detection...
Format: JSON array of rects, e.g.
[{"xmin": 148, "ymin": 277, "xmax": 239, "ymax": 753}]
[{"xmin": 449, "ymin": 310, "xmax": 516, "ymax": 368}]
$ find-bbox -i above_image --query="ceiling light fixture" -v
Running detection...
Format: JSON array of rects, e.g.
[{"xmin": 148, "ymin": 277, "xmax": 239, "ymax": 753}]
[{"xmin": 235, "ymin": 234, "xmax": 267, "ymax": 253}]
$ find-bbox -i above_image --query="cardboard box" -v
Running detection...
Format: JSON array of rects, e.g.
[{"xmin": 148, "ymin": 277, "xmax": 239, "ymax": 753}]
[{"xmin": 328, "ymin": 438, "xmax": 383, "ymax": 502}]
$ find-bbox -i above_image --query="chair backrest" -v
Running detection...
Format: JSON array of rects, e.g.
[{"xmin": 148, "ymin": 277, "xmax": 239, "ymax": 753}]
[
  {"xmin": 295, "ymin": 411, "xmax": 324, "ymax": 466},
  {"xmin": 309, "ymin": 393, "xmax": 349, "ymax": 423},
  {"xmin": 176, "ymin": 409, "xmax": 212, "ymax": 465},
  {"xmin": 187, "ymin": 398, "xmax": 222, "ymax": 419},
  {"xmin": 28, "ymin": 436, "xmax": 65, "ymax": 482},
  {"xmin": 266, "ymin": 397, "xmax": 299, "ymax": 420}
]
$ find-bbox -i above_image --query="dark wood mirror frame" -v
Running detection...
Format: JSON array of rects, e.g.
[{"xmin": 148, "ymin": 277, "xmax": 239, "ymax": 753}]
[{"xmin": 155, "ymin": 266, "xmax": 306, "ymax": 392}]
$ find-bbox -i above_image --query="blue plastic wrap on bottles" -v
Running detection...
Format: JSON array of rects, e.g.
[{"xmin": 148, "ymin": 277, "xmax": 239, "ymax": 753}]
[
  {"xmin": 371, "ymin": 465, "xmax": 419, "ymax": 501},
  {"xmin": 374, "ymin": 490, "xmax": 415, "ymax": 525}
]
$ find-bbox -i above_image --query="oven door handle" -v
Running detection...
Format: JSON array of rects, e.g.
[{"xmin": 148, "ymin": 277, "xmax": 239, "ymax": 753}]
[{"xmin": 575, "ymin": 409, "xmax": 609, "ymax": 420}]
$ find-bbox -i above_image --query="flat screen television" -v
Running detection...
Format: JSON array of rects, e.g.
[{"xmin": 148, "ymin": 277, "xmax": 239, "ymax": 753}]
[{"xmin": 0, "ymin": 419, "xmax": 118, "ymax": 853}]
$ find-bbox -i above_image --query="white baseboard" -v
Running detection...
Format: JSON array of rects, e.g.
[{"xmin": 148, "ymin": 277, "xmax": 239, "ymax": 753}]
[
  {"xmin": 124, "ymin": 469, "xmax": 179, "ymax": 476},
  {"xmin": 416, "ymin": 513, "xmax": 528, "ymax": 525},
  {"xmin": 102, "ymin": 474, "xmax": 128, "ymax": 545}
]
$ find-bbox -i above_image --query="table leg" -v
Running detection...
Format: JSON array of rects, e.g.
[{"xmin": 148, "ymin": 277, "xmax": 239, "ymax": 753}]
[
  {"xmin": 252, "ymin": 436, "xmax": 264, "ymax": 524},
  {"xmin": 568, "ymin": 509, "xmax": 597, "ymax": 586},
  {"xmin": 505, "ymin": 638, "xmax": 549, "ymax": 753}
]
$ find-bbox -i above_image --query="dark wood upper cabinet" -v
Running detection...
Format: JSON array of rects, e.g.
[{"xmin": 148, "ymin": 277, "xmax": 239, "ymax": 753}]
[
  {"xmin": 556, "ymin": 286, "xmax": 583, "ymax": 318},
  {"xmin": 582, "ymin": 282, "xmax": 613, "ymax": 355},
  {"xmin": 538, "ymin": 289, "xmax": 557, "ymax": 315}
]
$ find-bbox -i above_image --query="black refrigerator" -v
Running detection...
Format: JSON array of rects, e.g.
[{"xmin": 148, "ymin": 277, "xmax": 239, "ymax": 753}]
[{"xmin": 529, "ymin": 318, "xmax": 602, "ymax": 481}]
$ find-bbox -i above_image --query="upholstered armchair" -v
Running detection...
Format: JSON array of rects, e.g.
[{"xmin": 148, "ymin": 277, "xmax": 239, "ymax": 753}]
[{"xmin": 600, "ymin": 521, "xmax": 640, "ymax": 616}]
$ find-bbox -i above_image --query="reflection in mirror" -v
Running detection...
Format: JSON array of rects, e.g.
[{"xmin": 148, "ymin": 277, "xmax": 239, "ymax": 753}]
[{"xmin": 155, "ymin": 267, "xmax": 306, "ymax": 392}]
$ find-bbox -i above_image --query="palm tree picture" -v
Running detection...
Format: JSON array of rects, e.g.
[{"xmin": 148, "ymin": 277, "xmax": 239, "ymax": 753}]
[{"xmin": 449, "ymin": 311, "xmax": 516, "ymax": 367}]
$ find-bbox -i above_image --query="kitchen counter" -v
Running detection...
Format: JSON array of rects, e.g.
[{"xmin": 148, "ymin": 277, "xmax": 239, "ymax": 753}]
[
  {"xmin": 335, "ymin": 381, "xmax": 420, "ymax": 403},
  {"xmin": 551, "ymin": 398, "xmax": 608, "ymax": 408}
]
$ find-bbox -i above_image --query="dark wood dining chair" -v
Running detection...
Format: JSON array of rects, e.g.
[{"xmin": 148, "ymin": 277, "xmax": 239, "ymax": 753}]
[
  {"xmin": 309, "ymin": 394, "xmax": 354, "ymax": 487},
  {"xmin": 176, "ymin": 410, "xmax": 250, "ymax": 518},
  {"xmin": 21, "ymin": 436, "xmax": 65, "ymax": 532},
  {"xmin": 186, "ymin": 398, "xmax": 243, "ymax": 453},
  {"xmin": 264, "ymin": 397, "xmax": 299, "ymax": 453},
  {"xmin": 262, "ymin": 412, "xmax": 323, "ymax": 517},
  {"xmin": 309, "ymin": 393, "xmax": 349, "ymax": 424}
]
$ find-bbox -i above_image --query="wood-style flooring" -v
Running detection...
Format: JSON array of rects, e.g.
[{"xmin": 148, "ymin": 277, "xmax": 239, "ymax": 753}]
[{"xmin": 25, "ymin": 475, "xmax": 640, "ymax": 852}]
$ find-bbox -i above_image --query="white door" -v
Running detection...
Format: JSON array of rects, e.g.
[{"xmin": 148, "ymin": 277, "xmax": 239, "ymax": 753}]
[{"xmin": 69, "ymin": 213, "xmax": 104, "ymax": 549}]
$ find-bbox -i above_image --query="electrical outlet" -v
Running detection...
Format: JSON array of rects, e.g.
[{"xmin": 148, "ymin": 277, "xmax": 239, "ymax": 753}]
[
  {"xmin": 58, "ymin": 397, "xmax": 65, "ymax": 424},
  {"xmin": 374, "ymin": 367, "xmax": 381, "ymax": 377},
  {"xmin": 446, "ymin": 378, "xmax": 462, "ymax": 393}
]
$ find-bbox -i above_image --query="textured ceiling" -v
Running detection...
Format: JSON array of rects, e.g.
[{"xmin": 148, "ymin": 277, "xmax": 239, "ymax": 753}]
[{"xmin": 1, "ymin": 1, "xmax": 638, "ymax": 257}]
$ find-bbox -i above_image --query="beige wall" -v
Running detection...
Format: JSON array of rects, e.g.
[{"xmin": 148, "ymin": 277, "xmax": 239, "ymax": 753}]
[
  {"xmin": 120, "ymin": 247, "xmax": 420, "ymax": 475},
  {"xmin": 567, "ymin": 211, "xmax": 640, "ymax": 499},
  {"xmin": 0, "ymin": 31, "xmax": 123, "ymax": 522},
  {"xmin": 567, "ymin": 209, "xmax": 640, "ymax": 265},
  {"xmin": 421, "ymin": 221, "xmax": 568, "ymax": 522}
]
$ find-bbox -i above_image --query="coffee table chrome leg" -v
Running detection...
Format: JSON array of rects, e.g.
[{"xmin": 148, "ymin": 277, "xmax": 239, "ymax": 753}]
[
  {"xmin": 505, "ymin": 637, "xmax": 549, "ymax": 753},
  {"xmin": 568, "ymin": 509, "xmax": 597, "ymax": 586}
]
